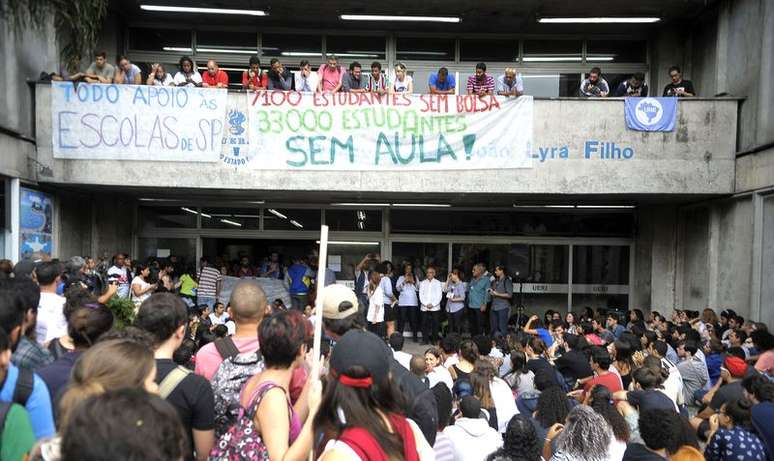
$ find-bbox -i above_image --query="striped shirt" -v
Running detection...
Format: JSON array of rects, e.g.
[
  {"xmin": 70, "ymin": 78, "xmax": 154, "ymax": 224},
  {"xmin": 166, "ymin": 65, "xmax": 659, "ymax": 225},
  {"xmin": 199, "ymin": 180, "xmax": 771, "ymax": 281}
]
[
  {"xmin": 466, "ymin": 74, "xmax": 495, "ymax": 94},
  {"xmin": 433, "ymin": 431, "xmax": 455, "ymax": 461},
  {"xmin": 197, "ymin": 266, "xmax": 221, "ymax": 297}
]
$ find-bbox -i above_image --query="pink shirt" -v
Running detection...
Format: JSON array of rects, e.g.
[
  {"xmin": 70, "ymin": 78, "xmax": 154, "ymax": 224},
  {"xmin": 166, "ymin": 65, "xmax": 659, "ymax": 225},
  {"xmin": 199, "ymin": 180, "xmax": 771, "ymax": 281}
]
[
  {"xmin": 317, "ymin": 65, "xmax": 343, "ymax": 91},
  {"xmin": 195, "ymin": 336, "xmax": 308, "ymax": 401},
  {"xmin": 755, "ymin": 350, "xmax": 774, "ymax": 375}
]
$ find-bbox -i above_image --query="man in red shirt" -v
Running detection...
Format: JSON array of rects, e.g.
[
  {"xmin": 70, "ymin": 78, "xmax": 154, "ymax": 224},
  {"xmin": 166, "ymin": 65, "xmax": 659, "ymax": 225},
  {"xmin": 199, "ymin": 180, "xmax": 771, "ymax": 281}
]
[
  {"xmin": 202, "ymin": 59, "xmax": 228, "ymax": 88},
  {"xmin": 241, "ymin": 55, "xmax": 267, "ymax": 90},
  {"xmin": 571, "ymin": 346, "xmax": 623, "ymax": 401}
]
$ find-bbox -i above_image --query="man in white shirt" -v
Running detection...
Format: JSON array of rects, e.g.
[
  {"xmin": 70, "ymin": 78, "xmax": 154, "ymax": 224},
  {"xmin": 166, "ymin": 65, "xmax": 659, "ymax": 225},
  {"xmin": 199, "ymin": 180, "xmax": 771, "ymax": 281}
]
[
  {"xmin": 389, "ymin": 333, "xmax": 412, "ymax": 370},
  {"xmin": 419, "ymin": 266, "xmax": 443, "ymax": 345},
  {"xmin": 34, "ymin": 262, "xmax": 67, "ymax": 344},
  {"xmin": 294, "ymin": 60, "xmax": 319, "ymax": 93},
  {"xmin": 107, "ymin": 253, "xmax": 130, "ymax": 299}
]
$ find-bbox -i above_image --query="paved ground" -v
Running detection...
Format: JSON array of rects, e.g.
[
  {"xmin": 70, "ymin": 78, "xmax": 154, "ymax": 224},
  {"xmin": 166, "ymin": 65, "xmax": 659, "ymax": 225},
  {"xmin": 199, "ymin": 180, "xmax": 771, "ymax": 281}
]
[{"xmin": 402, "ymin": 338, "xmax": 433, "ymax": 356}]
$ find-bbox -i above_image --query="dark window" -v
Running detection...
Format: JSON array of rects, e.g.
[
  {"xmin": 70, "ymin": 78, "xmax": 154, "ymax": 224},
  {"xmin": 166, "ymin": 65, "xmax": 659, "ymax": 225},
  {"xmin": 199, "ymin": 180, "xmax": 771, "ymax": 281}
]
[
  {"xmin": 392, "ymin": 242, "xmax": 449, "ymax": 280},
  {"xmin": 263, "ymin": 208, "xmax": 321, "ymax": 231},
  {"xmin": 196, "ymin": 31, "xmax": 258, "ymax": 54},
  {"xmin": 325, "ymin": 209, "xmax": 382, "ymax": 232},
  {"xmin": 560, "ymin": 73, "xmax": 582, "ymax": 97},
  {"xmin": 459, "ymin": 39, "xmax": 518, "ymax": 62},
  {"xmin": 587, "ymin": 40, "xmax": 647, "ymax": 63},
  {"xmin": 396, "ymin": 37, "xmax": 455, "ymax": 61},
  {"xmin": 262, "ymin": 34, "xmax": 322, "ymax": 59},
  {"xmin": 139, "ymin": 206, "xmax": 197, "ymax": 230},
  {"xmin": 201, "ymin": 208, "xmax": 260, "ymax": 229},
  {"xmin": 523, "ymin": 40, "xmax": 582, "ymax": 62},
  {"xmin": 572, "ymin": 245, "xmax": 630, "ymax": 284},
  {"xmin": 326, "ymin": 35, "xmax": 386, "ymax": 61},
  {"xmin": 129, "ymin": 27, "xmax": 191, "ymax": 53},
  {"xmin": 452, "ymin": 244, "xmax": 568, "ymax": 283}
]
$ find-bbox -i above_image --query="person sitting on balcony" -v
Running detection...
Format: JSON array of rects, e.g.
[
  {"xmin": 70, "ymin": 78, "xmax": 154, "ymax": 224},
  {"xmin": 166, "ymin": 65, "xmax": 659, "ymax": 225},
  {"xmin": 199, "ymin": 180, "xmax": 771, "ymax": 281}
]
[
  {"xmin": 467, "ymin": 62, "xmax": 495, "ymax": 96},
  {"xmin": 429, "ymin": 67, "xmax": 456, "ymax": 95},
  {"xmin": 267, "ymin": 58, "xmax": 293, "ymax": 91},
  {"xmin": 366, "ymin": 61, "xmax": 389, "ymax": 95},
  {"xmin": 391, "ymin": 62, "xmax": 413, "ymax": 94},
  {"xmin": 201, "ymin": 60, "xmax": 228, "ymax": 88},
  {"xmin": 241, "ymin": 55, "xmax": 268, "ymax": 91},
  {"xmin": 317, "ymin": 54, "xmax": 343, "ymax": 93},
  {"xmin": 114, "ymin": 56, "xmax": 142, "ymax": 85},
  {"xmin": 612, "ymin": 72, "xmax": 648, "ymax": 97},
  {"xmin": 173, "ymin": 56, "xmax": 202, "ymax": 87},
  {"xmin": 496, "ymin": 67, "xmax": 524, "ymax": 97},
  {"xmin": 341, "ymin": 61, "xmax": 368, "ymax": 93},
  {"xmin": 580, "ymin": 67, "xmax": 609, "ymax": 97},
  {"xmin": 82, "ymin": 51, "xmax": 115, "ymax": 84},
  {"xmin": 146, "ymin": 63, "xmax": 174, "ymax": 86},
  {"xmin": 663, "ymin": 66, "xmax": 695, "ymax": 97},
  {"xmin": 294, "ymin": 60, "xmax": 319, "ymax": 93}
]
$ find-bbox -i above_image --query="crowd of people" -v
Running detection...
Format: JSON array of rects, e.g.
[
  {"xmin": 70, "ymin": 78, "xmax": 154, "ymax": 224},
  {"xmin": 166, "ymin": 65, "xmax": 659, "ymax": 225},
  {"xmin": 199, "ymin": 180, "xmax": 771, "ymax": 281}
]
[
  {"xmin": 0, "ymin": 251, "xmax": 770, "ymax": 461},
  {"xmin": 47, "ymin": 50, "xmax": 698, "ymax": 98}
]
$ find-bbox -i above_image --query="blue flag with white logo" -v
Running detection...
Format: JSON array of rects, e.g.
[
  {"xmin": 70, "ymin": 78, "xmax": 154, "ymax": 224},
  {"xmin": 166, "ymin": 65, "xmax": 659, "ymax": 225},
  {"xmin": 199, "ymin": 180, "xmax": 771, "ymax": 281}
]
[{"xmin": 624, "ymin": 97, "xmax": 677, "ymax": 132}]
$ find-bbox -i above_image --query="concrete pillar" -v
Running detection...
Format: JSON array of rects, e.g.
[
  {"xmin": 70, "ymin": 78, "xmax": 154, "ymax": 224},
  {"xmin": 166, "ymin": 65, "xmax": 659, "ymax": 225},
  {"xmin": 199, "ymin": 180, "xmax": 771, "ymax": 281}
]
[
  {"xmin": 3, "ymin": 178, "xmax": 19, "ymax": 262},
  {"xmin": 757, "ymin": 0, "xmax": 774, "ymax": 144},
  {"xmin": 715, "ymin": 0, "xmax": 731, "ymax": 94}
]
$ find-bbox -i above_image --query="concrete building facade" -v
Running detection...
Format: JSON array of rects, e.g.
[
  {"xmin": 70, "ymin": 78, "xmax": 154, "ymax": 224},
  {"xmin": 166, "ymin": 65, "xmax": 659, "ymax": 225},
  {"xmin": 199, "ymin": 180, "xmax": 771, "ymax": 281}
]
[{"xmin": 1, "ymin": 0, "xmax": 773, "ymax": 322}]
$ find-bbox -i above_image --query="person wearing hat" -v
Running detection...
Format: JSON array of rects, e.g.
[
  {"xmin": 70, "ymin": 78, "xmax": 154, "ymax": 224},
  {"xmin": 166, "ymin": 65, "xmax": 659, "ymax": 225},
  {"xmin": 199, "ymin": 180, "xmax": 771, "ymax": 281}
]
[
  {"xmin": 315, "ymin": 329, "xmax": 434, "ymax": 461},
  {"xmin": 696, "ymin": 355, "xmax": 749, "ymax": 421},
  {"xmin": 441, "ymin": 396, "xmax": 502, "ymax": 461}
]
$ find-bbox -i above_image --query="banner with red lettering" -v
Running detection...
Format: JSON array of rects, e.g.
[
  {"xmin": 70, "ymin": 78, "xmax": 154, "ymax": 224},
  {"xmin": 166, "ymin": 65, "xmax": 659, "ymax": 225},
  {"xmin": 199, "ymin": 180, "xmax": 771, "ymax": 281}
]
[{"xmin": 245, "ymin": 92, "xmax": 533, "ymax": 170}]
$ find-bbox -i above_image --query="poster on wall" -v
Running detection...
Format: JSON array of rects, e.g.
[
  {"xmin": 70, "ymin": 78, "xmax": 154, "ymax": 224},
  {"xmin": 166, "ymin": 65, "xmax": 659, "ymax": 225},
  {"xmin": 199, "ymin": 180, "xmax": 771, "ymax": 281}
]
[{"xmin": 19, "ymin": 188, "xmax": 54, "ymax": 260}]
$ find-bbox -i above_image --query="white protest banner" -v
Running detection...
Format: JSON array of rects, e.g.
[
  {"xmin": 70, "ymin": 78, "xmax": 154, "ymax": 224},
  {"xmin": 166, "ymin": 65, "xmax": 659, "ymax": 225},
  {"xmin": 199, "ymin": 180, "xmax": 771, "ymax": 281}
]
[
  {"xmin": 246, "ymin": 92, "xmax": 533, "ymax": 170},
  {"xmin": 218, "ymin": 276, "xmax": 291, "ymax": 307},
  {"xmin": 51, "ymin": 82, "xmax": 227, "ymax": 161}
]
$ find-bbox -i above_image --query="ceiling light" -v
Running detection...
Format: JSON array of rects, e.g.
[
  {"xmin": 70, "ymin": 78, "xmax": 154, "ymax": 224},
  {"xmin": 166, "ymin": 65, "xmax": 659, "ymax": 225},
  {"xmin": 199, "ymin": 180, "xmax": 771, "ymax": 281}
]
[
  {"xmin": 200, "ymin": 212, "xmax": 212, "ymax": 219},
  {"xmin": 181, "ymin": 207, "xmax": 198, "ymax": 215},
  {"xmin": 290, "ymin": 220, "xmax": 304, "ymax": 228},
  {"xmin": 392, "ymin": 203, "xmax": 451, "ymax": 208},
  {"xmin": 538, "ymin": 17, "xmax": 660, "ymax": 24},
  {"xmin": 248, "ymin": 200, "xmax": 266, "ymax": 204},
  {"xmin": 220, "ymin": 218, "xmax": 243, "ymax": 227},
  {"xmin": 162, "ymin": 47, "xmax": 193, "ymax": 53},
  {"xmin": 140, "ymin": 5, "xmax": 267, "ymax": 16},
  {"xmin": 357, "ymin": 211, "xmax": 366, "ymax": 220},
  {"xmin": 316, "ymin": 241, "xmax": 380, "ymax": 245},
  {"xmin": 340, "ymin": 14, "xmax": 460, "ymax": 23},
  {"xmin": 357, "ymin": 221, "xmax": 365, "ymax": 230},
  {"xmin": 267, "ymin": 209, "xmax": 287, "ymax": 219},
  {"xmin": 139, "ymin": 198, "xmax": 179, "ymax": 202},
  {"xmin": 281, "ymin": 52, "xmax": 323, "ymax": 57},
  {"xmin": 233, "ymin": 214, "xmax": 260, "ymax": 218},
  {"xmin": 523, "ymin": 56, "xmax": 582, "ymax": 62},
  {"xmin": 586, "ymin": 56, "xmax": 615, "ymax": 62},
  {"xmin": 196, "ymin": 47, "xmax": 258, "ymax": 55},
  {"xmin": 331, "ymin": 202, "xmax": 390, "ymax": 207},
  {"xmin": 576, "ymin": 205, "xmax": 636, "ymax": 209}
]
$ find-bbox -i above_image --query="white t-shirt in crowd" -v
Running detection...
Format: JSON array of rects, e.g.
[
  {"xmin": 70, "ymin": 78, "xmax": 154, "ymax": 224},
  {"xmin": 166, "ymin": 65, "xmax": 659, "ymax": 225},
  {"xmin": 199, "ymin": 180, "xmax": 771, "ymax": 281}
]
[
  {"xmin": 393, "ymin": 75, "xmax": 413, "ymax": 93},
  {"xmin": 131, "ymin": 276, "xmax": 152, "ymax": 307},
  {"xmin": 209, "ymin": 312, "xmax": 228, "ymax": 325},
  {"xmin": 393, "ymin": 349, "xmax": 412, "ymax": 370},
  {"xmin": 428, "ymin": 366, "xmax": 454, "ymax": 392},
  {"xmin": 36, "ymin": 292, "xmax": 67, "ymax": 345},
  {"xmin": 173, "ymin": 71, "xmax": 203, "ymax": 87},
  {"xmin": 151, "ymin": 73, "xmax": 174, "ymax": 86}
]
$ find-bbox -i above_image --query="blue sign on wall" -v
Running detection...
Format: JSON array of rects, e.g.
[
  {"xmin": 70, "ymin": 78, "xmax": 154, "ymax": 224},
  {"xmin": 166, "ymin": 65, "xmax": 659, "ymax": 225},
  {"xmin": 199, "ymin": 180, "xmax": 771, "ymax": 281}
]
[{"xmin": 20, "ymin": 188, "xmax": 53, "ymax": 260}]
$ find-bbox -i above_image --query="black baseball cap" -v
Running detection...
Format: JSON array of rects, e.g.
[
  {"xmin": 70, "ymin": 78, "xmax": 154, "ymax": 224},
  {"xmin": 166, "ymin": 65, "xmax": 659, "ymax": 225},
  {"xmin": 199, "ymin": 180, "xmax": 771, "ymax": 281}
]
[
  {"xmin": 329, "ymin": 330, "xmax": 391, "ymax": 384},
  {"xmin": 12, "ymin": 259, "xmax": 37, "ymax": 279}
]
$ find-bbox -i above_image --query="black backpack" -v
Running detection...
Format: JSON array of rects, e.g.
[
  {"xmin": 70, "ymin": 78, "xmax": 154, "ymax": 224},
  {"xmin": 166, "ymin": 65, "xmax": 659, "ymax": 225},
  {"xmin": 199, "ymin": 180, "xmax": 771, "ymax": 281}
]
[{"xmin": 0, "ymin": 367, "xmax": 34, "ymax": 429}]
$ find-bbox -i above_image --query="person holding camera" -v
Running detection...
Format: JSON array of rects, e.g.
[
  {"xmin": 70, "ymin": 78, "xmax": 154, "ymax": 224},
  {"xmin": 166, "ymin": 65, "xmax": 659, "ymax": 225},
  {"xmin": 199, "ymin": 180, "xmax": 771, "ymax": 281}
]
[{"xmin": 580, "ymin": 67, "xmax": 609, "ymax": 97}]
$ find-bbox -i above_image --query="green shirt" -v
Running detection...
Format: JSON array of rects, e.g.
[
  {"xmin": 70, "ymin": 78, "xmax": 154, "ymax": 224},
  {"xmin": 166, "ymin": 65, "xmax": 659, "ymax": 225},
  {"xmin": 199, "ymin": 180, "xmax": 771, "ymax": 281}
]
[
  {"xmin": 1, "ymin": 403, "xmax": 35, "ymax": 461},
  {"xmin": 179, "ymin": 273, "xmax": 198, "ymax": 296},
  {"xmin": 467, "ymin": 276, "xmax": 490, "ymax": 310}
]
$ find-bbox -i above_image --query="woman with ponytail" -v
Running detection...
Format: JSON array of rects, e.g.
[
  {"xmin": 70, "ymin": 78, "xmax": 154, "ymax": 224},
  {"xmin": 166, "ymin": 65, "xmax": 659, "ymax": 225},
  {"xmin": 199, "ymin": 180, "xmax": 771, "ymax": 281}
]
[
  {"xmin": 314, "ymin": 329, "xmax": 434, "ymax": 461},
  {"xmin": 704, "ymin": 398, "xmax": 766, "ymax": 460},
  {"xmin": 586, "ymin": 385, "xmax": 629, "ymax": 460}
]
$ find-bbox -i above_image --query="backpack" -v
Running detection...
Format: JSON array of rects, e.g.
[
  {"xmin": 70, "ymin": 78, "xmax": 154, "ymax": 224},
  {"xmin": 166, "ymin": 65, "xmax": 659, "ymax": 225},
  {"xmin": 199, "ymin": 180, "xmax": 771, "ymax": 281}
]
[
  {"xmin": 0, "ymin": 401, "xmax": 12, "ymax": 431},
  {"xmin": 210, "ymin": 337, "xmax": 264, "ymax": 437},
  {"xmin": 13, "ymin": 367, "xmax": 34, "ymax": 406},
  {"xmin": 209, "ymin": 382, "xmax": 286, "ymax": 461}
]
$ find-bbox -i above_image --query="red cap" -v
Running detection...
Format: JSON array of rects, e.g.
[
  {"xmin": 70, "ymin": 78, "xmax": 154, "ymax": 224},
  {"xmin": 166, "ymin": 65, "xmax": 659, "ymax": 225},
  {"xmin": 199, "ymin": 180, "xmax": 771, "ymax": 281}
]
[{"xmin": 724, "ymin": 356, "xmax": 747, "ymax": 378}]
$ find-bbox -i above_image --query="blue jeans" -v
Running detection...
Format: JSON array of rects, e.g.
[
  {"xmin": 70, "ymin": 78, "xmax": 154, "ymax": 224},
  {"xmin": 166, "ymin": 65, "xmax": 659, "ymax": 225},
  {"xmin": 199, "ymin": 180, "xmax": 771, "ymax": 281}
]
[
  {"xmin": 490, "ymin": 308, "xmax": 509, "ymax": 336},
  {"xmin": 197, "ymin": 295, "xmax": 218, "ymax": 310}
]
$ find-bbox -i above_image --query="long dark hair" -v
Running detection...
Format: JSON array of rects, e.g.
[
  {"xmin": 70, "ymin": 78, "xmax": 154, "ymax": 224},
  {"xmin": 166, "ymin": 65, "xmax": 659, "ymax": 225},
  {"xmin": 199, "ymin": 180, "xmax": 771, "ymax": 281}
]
[
  {"xmin": 588, "ymin": 385, "xmax": 629, "ymax": 442},
  {"xmin": 314, "ymin": 367, "xmax": 408, "ymax": 459},
  {"xmin": 486, "ymin": 414, "xmax": 541, "ymax": 461},
  {"xmin": 535, "ymin": 386, "xmax": 570, "ymax": 428}
]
